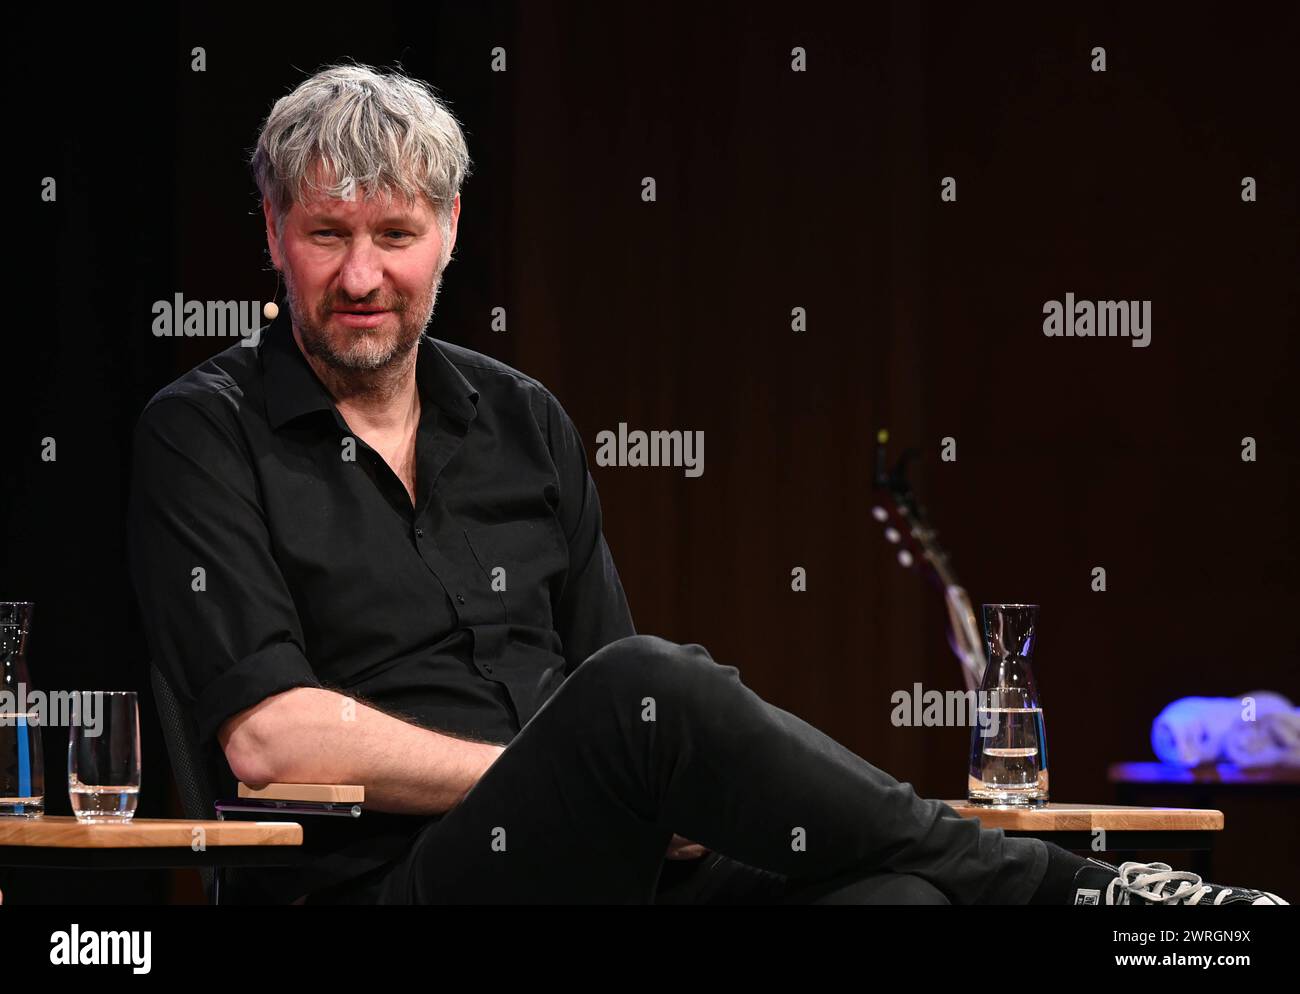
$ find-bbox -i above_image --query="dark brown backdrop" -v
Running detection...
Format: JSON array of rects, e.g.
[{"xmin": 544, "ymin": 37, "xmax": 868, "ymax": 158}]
[{"xmin": 6, "ymin": 1, "xmax": 1296, "ymax": 902}]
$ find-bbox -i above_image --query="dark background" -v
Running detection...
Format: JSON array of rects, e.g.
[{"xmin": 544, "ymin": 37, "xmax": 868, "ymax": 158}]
[{"xmin": 4, "ymin": 1, "xmax": 1296, "ymax": 903}]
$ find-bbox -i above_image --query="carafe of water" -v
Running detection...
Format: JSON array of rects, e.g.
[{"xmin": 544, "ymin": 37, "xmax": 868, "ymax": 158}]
[
  {"xmin": 1, "ymin": 602, "xmax": 45, "ymax": 817},
  {"xmin": 967, "ymin": 603, "xmax": 1048, "ymax": 806}
]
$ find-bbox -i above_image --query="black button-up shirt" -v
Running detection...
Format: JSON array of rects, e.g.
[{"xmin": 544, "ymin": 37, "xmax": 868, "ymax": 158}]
[{"xmin": 127, "ymin": 315, "xmax": 635, "ymax": 901}]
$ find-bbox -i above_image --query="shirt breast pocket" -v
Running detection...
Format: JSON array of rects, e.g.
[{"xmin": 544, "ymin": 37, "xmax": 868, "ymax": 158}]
[{"xmin": 463, "ymin": 518, "xmax": 567, "ymax": 629}]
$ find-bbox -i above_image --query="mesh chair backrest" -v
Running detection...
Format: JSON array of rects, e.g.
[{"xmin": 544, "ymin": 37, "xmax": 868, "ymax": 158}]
[{"xmin": 149, "ymin": 662, "xmax": 217, "ymax": 900}]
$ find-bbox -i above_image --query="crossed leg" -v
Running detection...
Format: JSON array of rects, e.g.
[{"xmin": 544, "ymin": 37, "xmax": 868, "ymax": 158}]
[{"xmin": 372, "ymin": 634, "xmax": 1046, "ymax": 905}]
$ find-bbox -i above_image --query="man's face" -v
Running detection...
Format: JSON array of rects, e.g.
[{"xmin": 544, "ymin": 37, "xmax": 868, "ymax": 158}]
[{"xmin": 264, "ymin": 175, "xmax": 459, "ymax": 373}]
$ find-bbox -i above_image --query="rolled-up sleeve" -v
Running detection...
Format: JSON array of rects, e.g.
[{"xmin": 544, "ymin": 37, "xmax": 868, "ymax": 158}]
[
  {"xmin": 127, "ymin": 396, "xmax": 322, "ymax": 750},
  {"xmin": 540, "ymin": 389, "xmax": 636, "ymax": 675}
]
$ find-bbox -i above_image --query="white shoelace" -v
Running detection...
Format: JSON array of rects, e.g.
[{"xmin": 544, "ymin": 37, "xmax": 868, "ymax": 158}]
[{"xmin": 1107, "ymin": 862, "xmax": 1285, "ymax": 905}]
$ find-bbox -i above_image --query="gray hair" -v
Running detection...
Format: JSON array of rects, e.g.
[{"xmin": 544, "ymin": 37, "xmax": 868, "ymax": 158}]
[{"xmin": 250, "ymin": 62, "xmax": 472, "ymax": 252}]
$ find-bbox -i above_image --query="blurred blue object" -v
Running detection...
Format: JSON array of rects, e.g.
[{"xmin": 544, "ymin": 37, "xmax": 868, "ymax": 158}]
[{"xmin": 1151, "ymin": 692, "xmax": 1299, "ymax": 768}]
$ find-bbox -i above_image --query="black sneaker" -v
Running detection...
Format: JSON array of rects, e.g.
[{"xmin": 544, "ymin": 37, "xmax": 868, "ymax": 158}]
[{"xmin": 1069, "ymin": 857, "xmax": 1289, "ymax": 906}]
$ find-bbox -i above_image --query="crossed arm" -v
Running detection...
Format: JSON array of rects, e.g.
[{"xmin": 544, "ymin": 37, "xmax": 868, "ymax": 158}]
[
  {"xmin": 218, "ymin": 685, "xmax": 505, "ymax": 816},
  {"xmin": 220, "ymin": 686, "xmax": 707, "ymax": 857}
]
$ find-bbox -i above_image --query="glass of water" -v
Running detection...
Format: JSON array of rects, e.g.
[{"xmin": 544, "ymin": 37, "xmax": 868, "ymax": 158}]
[
  {"xmin": 1, "ymin": 601, "xmax": 44, "ymax": 818},
  {"xmin": 68, "ymin": 691, "xmax": 141, "ymax": 822},
  {"xmin": 967, "ymin": 604, "xmax": 1049, "ymax": 806},
  {"xmin": 0, "ymin": 711, "xmax": 45, "ymax": 818}
]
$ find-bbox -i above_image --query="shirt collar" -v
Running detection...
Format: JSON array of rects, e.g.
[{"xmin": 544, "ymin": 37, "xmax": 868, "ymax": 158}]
[{"xmin": 262, "ymin": 315, "xmax": 479, "ymax": 430}]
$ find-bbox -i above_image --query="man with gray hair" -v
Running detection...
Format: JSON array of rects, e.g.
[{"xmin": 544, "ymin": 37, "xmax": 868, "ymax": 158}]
[{"xmin": 127, "ymin": 63, "xmax": 1286, "ymax": 907}]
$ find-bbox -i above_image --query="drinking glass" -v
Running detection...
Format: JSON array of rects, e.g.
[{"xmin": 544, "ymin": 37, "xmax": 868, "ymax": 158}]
[
  {"xmin": 967, "ymin": 603, "xmax": 1049, "ymax": 806},
  {"xmin": 1, "ymin": 602, "xmax": 44, "ymax": 818},
  {"xmin": 68, "ymin": 691, "xmax": 141, "ymax": 821}
]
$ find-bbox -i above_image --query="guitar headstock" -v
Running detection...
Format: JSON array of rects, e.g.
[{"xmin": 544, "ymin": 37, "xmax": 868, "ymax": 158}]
[
  {"xmin": 871, "ymin": 428, "xmax": 986, "ymax": 692},
  {"xmin": 870, "ymin": 428, "xmax": 956, "ymax": 591}
]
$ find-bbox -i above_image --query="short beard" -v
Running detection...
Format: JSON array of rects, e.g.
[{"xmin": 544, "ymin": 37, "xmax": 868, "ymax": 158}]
[{"xmin": 283, "ymin": 241, "xmax": 448, "ymax": 375}]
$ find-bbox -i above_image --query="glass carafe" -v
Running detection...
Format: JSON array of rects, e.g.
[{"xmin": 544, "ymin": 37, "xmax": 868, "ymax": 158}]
[
  {"xmin": 967, "ymin": 603, "xmax": 1048, "ymax": 806},
  {"xmin": 1, "ymin": 602, "xmax": 45, "ymax": 817}
]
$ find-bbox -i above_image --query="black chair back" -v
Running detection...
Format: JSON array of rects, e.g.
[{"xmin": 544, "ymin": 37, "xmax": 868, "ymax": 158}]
[{"xmin": 149, "ymin": 662, "xmax": 218, "ymax": 902}]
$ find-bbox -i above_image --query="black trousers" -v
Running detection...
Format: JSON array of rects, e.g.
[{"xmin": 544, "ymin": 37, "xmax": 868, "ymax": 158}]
[{"xmin": 312, "ymin": 635, "xmax": 1048, "ymax": 905}]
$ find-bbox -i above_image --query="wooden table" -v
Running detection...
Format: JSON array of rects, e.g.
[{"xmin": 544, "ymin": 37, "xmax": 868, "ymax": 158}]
[
  {"xmin": 941, "ymin": 801, "xmax": 1223, "ymax": 873},
  {"xmin": 0, "ymin": 816, "xmax": 305, "ymax": 870},
  {"xmin": 1106, "ymin": 763, "xmax": 1300, "ymax": 885}
]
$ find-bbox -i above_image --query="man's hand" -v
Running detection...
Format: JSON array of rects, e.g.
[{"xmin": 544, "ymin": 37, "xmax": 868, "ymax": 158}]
[{"xmin": 665, "ymin": 833, "xmax": 711, "ymax": 860}]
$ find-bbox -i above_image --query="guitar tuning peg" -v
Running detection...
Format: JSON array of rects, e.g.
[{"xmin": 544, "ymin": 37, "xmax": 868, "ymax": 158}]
[
  {"xmin": 871, "ymin": 506, "xmax": 888, "ymax": 522},
  {"xmin": 897, "ymin": 549, "xmax": 914, "ymax": 567},
  {"xmin": 884, "ymin": 527, "xmax": 901, "ymax": 543}
]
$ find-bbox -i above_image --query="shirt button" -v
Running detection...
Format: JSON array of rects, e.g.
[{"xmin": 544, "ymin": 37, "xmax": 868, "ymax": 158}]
[
  {"xmin": 484, "ymin": 663, "xmax": 494, "ymax": 674},
  {"xmin": 456, "ymin": 593, "xmax": 465, "ymax": 604},
  {"xmin": 415, "ymin": 528, "xmax": 424, "ymax": 539}
]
